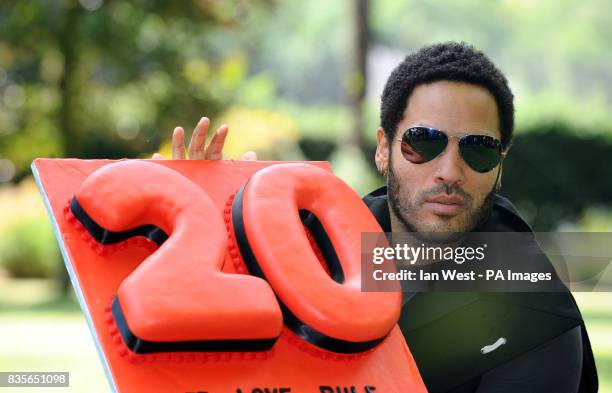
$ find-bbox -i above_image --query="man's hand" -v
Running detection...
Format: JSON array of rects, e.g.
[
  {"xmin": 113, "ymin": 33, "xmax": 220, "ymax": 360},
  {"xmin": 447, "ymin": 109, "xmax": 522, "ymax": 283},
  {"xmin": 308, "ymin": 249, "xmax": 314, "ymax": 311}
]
[{"xmin": 152, "ymin": 117, "xmax": 257, "ymax": 161}]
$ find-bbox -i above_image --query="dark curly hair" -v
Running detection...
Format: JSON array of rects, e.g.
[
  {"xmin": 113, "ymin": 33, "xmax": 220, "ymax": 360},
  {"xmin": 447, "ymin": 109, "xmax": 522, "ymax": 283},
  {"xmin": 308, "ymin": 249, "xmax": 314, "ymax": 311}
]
[{"xmin": 380, "ymin": 42, "xmax": 514, "ymax": 150}]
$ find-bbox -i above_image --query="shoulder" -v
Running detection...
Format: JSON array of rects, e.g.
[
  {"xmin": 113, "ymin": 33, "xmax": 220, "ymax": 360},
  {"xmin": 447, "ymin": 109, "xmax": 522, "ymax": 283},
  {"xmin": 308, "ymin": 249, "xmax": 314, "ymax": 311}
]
[
  {"xmin": 478, "ymin": 194, "xmax": 534, "ymax": 232},
  {"xmin": 493, "ymin": 194, "xmax": 531, "ymax": 228},
  {"xmin": 362, "ymin": 186, "xmax": 391, "ymax": 231}
]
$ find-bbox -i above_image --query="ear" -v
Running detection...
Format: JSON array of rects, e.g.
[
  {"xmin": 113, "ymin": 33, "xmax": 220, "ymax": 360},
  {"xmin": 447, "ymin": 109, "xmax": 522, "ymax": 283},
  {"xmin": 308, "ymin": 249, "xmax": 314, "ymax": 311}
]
[{"xmin": 375, "ymin": 127, "xmax": 390, "ymax": 176}]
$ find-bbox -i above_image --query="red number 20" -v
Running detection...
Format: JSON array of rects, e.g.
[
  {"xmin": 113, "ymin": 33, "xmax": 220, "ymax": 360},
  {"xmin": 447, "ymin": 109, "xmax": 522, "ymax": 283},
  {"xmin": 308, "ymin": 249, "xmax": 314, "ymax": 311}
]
[{"xmin": 71, "ymin": 161, "xmax": 400, "ymax": 355}]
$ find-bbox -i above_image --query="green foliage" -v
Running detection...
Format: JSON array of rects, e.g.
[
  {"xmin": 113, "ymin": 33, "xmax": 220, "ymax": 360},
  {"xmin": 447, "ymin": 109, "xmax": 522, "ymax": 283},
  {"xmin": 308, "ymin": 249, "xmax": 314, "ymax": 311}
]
[
  {"xmin": 501, "ymin": 123, "xmax": 612, "ymax": 230},
  {"xmin": 298, "ymin": 137, "xmax": 336, "ymax": 161},
  {"xmin": 0, "ymin": 0, "xmax": 275, "ymax": 180},
  {"xmin": 575, "ymin": 208, "xmax": 612, "ymax": 232},
  {"xmin": 274, "ymin": 102, "xmax": 352, "ymax": 142},
  {"xmin": 369, "ymin": 0, "xmax": 612, "ymax": 135},
  {"xmin": 241, "ymin": 0, "xmax": 352, "ymax": 105},
  {"xmin": 329, "ymin": 146, "xmax": 382, "ymax": 196},
  {"xmin": 0, "ymin": 217, "xmax": 61, "ymax": 278}
]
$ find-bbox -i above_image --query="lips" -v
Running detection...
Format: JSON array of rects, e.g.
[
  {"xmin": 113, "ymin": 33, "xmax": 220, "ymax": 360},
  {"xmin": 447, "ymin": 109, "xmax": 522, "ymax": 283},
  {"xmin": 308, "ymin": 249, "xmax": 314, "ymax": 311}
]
[
  {"xmin": 423, "ymin": 194, "xmax": 465, "ymax": 216},
  {"xmin": 426, "ymin": 195, "xmax": 465, "ymax": 205}
]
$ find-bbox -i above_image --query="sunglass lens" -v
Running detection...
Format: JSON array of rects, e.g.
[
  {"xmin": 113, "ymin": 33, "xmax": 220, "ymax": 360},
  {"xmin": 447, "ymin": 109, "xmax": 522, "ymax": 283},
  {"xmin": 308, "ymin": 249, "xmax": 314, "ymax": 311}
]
[
  {"xmin": 401, "ymin": 127, "xmax": 447, "ymax": 164},
  {"xmin": 459, "ymin": 135, "xmax": 502, "ymax": 173}
]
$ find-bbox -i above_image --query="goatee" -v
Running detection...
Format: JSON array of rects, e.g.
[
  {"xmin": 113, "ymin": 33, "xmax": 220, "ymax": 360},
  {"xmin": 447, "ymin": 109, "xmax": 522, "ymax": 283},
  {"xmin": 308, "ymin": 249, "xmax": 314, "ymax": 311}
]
[{"xmin": 387, "ymin": 162, "xmax": 498, "ymax": 243}]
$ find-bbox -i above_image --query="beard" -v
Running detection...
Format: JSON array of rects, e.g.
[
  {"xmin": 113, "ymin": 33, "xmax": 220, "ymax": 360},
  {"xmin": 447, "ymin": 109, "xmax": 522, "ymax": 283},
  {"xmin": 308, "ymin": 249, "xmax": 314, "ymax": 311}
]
[{"xmin": 387, "ymin": 160, "xmax": 499, "ymax": 244}]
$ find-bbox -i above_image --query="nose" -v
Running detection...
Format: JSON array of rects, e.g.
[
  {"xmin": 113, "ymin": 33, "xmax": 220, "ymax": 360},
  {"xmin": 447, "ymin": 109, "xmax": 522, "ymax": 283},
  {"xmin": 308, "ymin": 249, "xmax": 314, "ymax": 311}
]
[{"xmin": 433, "ymin": 141, "xmax": 466, "ymax": 187}]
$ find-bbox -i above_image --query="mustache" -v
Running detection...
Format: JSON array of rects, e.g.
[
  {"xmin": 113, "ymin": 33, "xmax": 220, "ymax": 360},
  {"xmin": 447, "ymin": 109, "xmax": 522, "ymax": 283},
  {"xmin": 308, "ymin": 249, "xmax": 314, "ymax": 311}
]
[{"xmin": 417, "ymin": 183, "xmax": 473, "ymax": 206}]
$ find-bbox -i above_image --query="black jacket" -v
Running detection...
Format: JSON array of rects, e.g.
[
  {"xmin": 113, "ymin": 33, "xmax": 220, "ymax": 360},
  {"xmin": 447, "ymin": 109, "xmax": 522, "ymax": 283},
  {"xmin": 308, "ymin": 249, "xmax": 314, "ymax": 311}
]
[{"xmin": 362, "ymin": 186, "xmax": 598, "ymax": 393}]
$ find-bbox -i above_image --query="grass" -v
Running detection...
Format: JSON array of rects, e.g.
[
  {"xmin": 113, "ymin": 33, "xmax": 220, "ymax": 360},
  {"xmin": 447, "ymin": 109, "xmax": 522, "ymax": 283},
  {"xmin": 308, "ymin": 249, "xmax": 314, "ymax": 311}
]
[
  {"xmin": 575, "ymin": 292, "xmax": 612, "ymax": 392},
  {"xmin": 1, "ymin": 278, "xmax": 611, "ymax": 392},
  {"xmin": 0, "ymin": 278, "xmax": 110, "ymax": 393}
]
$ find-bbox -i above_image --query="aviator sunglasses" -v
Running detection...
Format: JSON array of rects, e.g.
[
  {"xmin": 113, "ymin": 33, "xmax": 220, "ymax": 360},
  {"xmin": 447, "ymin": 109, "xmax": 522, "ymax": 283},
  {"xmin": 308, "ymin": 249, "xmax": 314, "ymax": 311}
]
[{"xmin": 399, "ymin": 126, "xmax": 504, "ymax": 173}]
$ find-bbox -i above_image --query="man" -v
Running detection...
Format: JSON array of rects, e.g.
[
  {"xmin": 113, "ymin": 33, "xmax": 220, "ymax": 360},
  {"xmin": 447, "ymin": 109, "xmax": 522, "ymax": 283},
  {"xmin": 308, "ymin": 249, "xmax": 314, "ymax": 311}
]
[
  {"xmin": 363, "ymin": 42, "xmax": 597, "ymax": 393},
  {"xmin": 154, "ymin": 42, "xmax": 597, "ymax": 392}
]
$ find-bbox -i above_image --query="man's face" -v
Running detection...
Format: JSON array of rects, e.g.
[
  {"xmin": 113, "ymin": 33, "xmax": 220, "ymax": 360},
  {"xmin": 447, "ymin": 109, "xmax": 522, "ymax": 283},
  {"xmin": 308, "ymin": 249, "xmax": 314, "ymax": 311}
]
[{"xmin": 375, "ymin": 81, "xmax": 503, "ymax": 241}]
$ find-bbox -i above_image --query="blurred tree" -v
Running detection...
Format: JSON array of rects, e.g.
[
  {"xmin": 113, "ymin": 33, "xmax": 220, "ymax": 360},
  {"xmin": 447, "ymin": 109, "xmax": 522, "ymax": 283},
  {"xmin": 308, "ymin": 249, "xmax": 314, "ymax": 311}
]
[
  {"xmin": 347, "ymin": 0, "xmax": 369, "ymax": 155},
  {"xmin": 368, "ymin": 0, "xmax": 612, "ymax": 134},
  {"xmin": 501, "ymin": 124, "xmax": 612, "ymax": 230},
  {"xmin": 0, "ymin": 0, "xmax": 274, "ymax": 181}
]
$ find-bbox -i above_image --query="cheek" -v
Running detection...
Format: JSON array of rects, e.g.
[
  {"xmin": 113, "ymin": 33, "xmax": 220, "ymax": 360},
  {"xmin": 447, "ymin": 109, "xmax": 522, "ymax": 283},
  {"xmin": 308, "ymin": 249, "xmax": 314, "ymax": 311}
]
[
  {"xmin": 390, "ymin": 152, "xmax": 416, "ymax": 184},
  {"xmin": 470, "ymin": 175, "xmax": 497, "ymax": 200},
  {"xmin": 390, "ymin": 153, "xmax": 430, "ymax": 195}
]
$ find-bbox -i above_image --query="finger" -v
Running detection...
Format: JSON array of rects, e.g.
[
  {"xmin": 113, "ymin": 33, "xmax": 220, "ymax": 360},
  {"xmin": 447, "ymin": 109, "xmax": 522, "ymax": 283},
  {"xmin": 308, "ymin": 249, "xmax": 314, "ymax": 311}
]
[
  {"xmin": 204, "ymin": 124, "xmax": 229, "ymax": 160},
  {"xmin": 241, "ymin": 150, "xmax": 258, "ymax": 161},
  {"xmin": 188, "ymin": 117, "xmax": 210, "ymax": 160},
  {"xmin": 171, "ymin": 127, "xmax": 186, "ymax": 160},
  {"xmin": 152, "ymin": 153, "xmax": 165, "ymax": 160}
]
